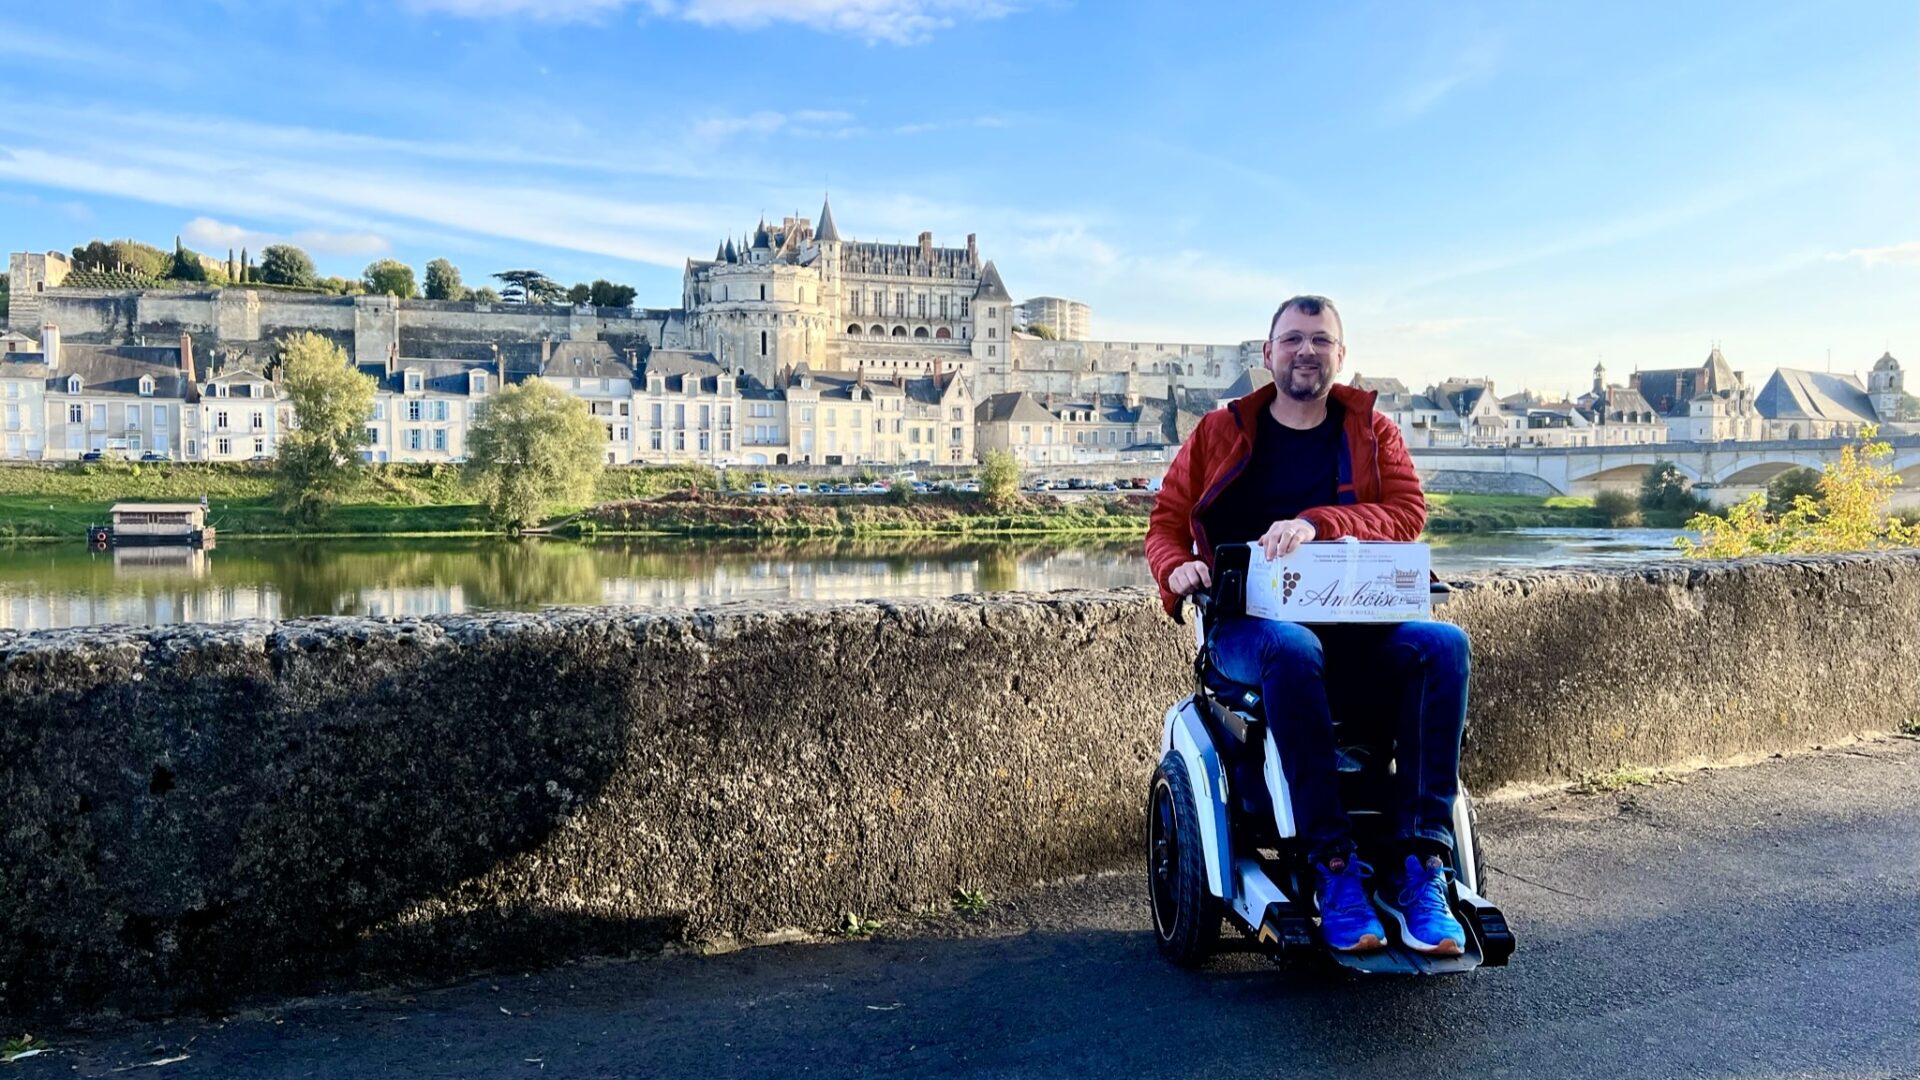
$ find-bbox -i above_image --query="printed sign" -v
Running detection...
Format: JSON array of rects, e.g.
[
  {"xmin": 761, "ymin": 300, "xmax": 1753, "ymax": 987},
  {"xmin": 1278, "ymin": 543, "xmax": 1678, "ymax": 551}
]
[{"xmin": 1243, "ymin": 540, "xmax": 1431, "ymax": 624}]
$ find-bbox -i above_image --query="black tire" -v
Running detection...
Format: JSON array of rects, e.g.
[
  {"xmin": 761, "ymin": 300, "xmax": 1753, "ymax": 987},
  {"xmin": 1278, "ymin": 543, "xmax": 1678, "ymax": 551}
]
[{"xmin": 1148, "ymin": 754, "xmax": 1220, "ymax": 966}]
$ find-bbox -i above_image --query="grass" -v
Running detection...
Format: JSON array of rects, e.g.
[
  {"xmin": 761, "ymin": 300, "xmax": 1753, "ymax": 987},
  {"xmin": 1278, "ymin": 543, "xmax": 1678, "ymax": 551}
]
[
  {"xmin": 830, "ymin": 912, "xmax": 885, "ymax": 938},
  {"xmin": 0, "ymin": 462, "xmax": 1633, "ymax": 542},
  {"xmin": 1576, "ymin": 766, "xmax": 1658, "ymax": 793},
  {"xmin": 2, "ymin": 1035, "xmax": 49, "ymax": 1063},
  {"xmin": 951, "ymin": 888, "xmax": 990, "ymax": 916},
  {"xmin": 1424, "ymin": 493, "xmax": 1606, "ymax": 533},
  {"xmin": 1900, "ymin": 716, "xmax": 1920, "ymax": 736}
]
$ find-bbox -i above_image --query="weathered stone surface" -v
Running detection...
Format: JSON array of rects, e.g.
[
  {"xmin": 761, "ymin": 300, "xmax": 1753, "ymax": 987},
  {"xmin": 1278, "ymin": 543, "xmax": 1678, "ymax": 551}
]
[{"xmin": 3, "ymin": 553, "xmax": 1916, "ymax": 1020}]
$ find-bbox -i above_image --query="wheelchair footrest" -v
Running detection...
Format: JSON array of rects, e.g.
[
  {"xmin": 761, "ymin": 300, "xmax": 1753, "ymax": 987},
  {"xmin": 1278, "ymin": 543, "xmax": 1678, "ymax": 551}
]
[
  {"xmin": 1256, "ymin": 902, "xmax": 1317, "ymax": 955},
  {"xmin": 1452, "ymin": 884, "xmax": 1515, "ymax": 967}
]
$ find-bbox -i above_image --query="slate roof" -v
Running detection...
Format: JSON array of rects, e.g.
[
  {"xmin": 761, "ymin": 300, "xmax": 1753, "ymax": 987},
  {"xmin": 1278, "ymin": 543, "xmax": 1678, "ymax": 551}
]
[
  {"xmin": 1350, "ymin": 375, "xmax": 1409, "ymax": 396},
  {"xmin": 973, "ymin": 260, "xmax": 1012, "ymax": 302},
  {"xmin": 815, "ymin": 196, "xmax": 841, "ymax": 243},
  {"xmin": 361, "ymin": 358, "xmax": 496, "ymax": 395},
  {"xmin": 49, "ymin": 344, "xmax": 196, "ymax": 400},
  {"xmin": 640, "ymin": 349, "xmax": 727, "ymax": 393},
  {"xmin": 1754, "ymin": 368, "xmax": 1882, "ymax": 424},
  {"xmin": 976, "ymin": 391, "xmax": 1056, "ymax": 424}
]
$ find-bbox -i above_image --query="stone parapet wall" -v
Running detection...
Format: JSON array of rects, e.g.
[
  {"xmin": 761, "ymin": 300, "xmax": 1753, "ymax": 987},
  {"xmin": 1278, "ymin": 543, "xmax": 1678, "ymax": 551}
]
[{"xmin": 3, "ymin": 553, "xmax": 1916, "ymax": 1019}]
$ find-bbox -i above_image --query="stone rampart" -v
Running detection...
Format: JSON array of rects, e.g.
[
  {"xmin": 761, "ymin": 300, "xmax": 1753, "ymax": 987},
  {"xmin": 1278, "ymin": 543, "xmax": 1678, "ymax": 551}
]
[{"xmin": 4, "ymin": 553, "xmax": 1916, "ymax": 1019}]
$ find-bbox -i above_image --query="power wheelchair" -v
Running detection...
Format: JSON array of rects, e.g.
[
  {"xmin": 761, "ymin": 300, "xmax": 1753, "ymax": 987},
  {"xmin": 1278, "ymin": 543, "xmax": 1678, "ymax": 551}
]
[{"xmin": 1148, "ymin": 542, "xmax": 1515, "ymax": 974}]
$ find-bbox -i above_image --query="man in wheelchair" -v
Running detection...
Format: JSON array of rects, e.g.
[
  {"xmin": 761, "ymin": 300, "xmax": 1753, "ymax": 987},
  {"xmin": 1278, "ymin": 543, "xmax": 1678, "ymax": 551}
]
[{"xmin": 1146, "ymin": 295, "xmax": 1470, "ymax": 957}]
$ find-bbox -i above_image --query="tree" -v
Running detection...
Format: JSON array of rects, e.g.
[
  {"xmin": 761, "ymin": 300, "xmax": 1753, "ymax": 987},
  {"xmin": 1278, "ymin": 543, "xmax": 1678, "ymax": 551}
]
[
  {"xmin": 72, "ymin": 239, "xmax": 169, "ymax": 277},
  {"xmin": 362, "ymin": 259, "xmax": 417, "ymax": 298},
  {"xmin": 1637, "ymin": 461, "xmax": 1708, "ymax": 524},
  {"xmin": 470, "ymin": 286, "xmax": 501, "ymax": 303},
  {"xmin": 259, "ymin": 244, "xmax": 317, "ymax": 287},
  {"xmin": 979, "ymin": 449, "xmax": 1021, "ymax": 512},
  {"xmin": 567, "ymin": 282, "xmax": 592, "ymax": 305},
  {"xmin": 1026, "ymin": 322, "xmax": 1059, "ymax": 340},
  {"xmin": 1682, "ymin": 427, "xmax": 1920, "ymax": 557},
  {"xmin": 274, "ymin": 332, "xmax": 377, "ymax": 525},
  {"xmin": 424, "ymin": 258, "xmax": 465, "ymax": 301},
  {"xmin": 492, "ymin": 269, "xmax": 565, "ymax": 305},
  {"xmin": 588, "ymin": 279, "xmax": 637, "ymax": 308},
  {"xmin": 463, "ymin": 377, "xmax": 606, "ymax": 528},
  {"xmin": 317, "ymin": 276, "xmax": 362, "ymax": 296},
  {"xmin": 1766, "ymin": 467, "xmax": 1822, "ymax": 517},
  {"xmin": 167, "ymin": 238, "xmax": 208, "ymax": 282}
]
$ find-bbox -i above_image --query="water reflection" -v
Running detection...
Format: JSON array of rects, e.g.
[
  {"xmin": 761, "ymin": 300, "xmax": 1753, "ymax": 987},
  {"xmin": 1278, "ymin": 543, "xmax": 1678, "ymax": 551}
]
[
  {"xmin": 0, "ymin": 529, "xmax": 1690, "ymax": 631},
  {"xmin": 0, "ymin": 536, "xmax": 1152, "ymax": 630}
]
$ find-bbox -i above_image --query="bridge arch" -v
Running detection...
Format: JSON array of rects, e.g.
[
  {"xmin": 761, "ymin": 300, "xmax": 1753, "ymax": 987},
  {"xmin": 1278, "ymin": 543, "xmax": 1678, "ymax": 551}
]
[{"xmin": 1707, "ymin": 453, "xmax": 1830, "ymax": 487}]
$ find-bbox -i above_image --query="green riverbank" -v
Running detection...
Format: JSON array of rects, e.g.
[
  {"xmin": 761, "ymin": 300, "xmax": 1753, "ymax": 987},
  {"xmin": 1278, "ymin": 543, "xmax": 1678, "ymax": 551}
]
[{"xmin": 0, "ymin": 462, "xmax": 1607, "ymax": 541}]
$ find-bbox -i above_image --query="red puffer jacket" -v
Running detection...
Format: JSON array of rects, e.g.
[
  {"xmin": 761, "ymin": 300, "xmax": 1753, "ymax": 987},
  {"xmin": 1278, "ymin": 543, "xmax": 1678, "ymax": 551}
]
[{"xmin": 1145, "ymin": 381, "xmax": 1427, "ymax": 617}]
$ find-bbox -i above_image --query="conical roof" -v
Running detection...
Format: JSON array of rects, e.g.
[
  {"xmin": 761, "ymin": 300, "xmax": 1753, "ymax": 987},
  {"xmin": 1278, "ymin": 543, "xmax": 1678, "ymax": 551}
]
[
  {"xmin": 816, "ymin": 195, "xmax": 841, "ymax": 242},
  {"xmin": 974, "ymin": 259, "xmax": 1012, "ymax": 302},
  {"xmin": 1703, "ymin": 346, "xmax": 1738, "ymax": 393},
  {"xmin": 723, "ymin": 237, "xmax": 738, "ymax": 263}
]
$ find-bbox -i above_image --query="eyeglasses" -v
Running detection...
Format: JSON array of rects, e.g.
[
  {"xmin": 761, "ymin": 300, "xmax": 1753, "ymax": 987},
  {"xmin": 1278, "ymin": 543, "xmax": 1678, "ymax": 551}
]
[{"xmin": 1272, "ymin": 332, "xmax": 1341, "ymax": 352}]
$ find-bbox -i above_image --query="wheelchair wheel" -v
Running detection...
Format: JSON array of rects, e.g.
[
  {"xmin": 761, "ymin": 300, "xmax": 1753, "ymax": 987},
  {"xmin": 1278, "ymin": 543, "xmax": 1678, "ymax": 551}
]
[{"xmin": 1148, "ymin": 754, "xmax": 1219, "ymax": 966}]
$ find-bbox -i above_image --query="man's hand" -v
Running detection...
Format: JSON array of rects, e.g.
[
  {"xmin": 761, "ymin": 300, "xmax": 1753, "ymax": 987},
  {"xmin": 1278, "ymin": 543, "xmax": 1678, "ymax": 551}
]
[
  {"xmin": 1168, "ymin": 559, "xmax": 1212, "ymax": 597},
  {"xmin": 1259, "ymin": 518, "xmax": 1317, "ymax": 561}
]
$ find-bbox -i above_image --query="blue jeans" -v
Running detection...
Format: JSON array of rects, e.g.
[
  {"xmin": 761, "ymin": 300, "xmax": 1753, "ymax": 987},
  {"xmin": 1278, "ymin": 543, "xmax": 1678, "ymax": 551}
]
[{"xmin": 1207, "ymin": 616, "xmax": 1470, "ymax": 862}]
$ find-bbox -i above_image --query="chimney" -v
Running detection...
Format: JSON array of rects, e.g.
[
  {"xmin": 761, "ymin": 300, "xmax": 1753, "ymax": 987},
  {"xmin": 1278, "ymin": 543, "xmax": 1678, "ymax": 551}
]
[
  {"xmin": 918, "ymin": 231, "xmax": 934, "ymax": 262},
  {"xmin": 177, "ymin": 332, "xmax": 195, "ymax": 383},
  {"xmin": 965, "ymin": 233, "xmax": 978, "ymax": 267},
  {"xmin": 541, "ymin": 334, "xmax": 553, "ymax": 367},
  {"xmin": 42, "ymin": 324, "xmax": 61, "ymax": 367},
  {"xmin": 932, "ymin": 354, "xmax": 942, "ymax": 383},
  {"xmin": 386, "ymin": 340, "xmax": 398, "ymax": 378},
  {"xmin": 492, "ymin": 343, "xmax": 504, "ymax": 384}
]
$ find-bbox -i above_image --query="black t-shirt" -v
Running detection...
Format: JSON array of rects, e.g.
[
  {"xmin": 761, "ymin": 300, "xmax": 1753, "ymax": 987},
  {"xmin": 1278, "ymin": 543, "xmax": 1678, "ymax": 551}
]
[{"xmin": 1201, "ymin": 403, "xmax": 1342, "ymax": 548}]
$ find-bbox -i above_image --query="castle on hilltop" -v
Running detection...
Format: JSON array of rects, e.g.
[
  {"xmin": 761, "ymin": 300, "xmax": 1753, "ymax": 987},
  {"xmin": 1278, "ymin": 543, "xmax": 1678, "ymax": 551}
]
[{"xmin": 2, "ymin": 201, "xmax": 1263, "ymax": 465}]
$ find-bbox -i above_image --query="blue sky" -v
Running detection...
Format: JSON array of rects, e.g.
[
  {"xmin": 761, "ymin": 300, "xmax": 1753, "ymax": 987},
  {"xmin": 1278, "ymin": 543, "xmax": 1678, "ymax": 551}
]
[{"xmin": 2, "ymin": 0, "xmax": 1914, "ymax": 394}]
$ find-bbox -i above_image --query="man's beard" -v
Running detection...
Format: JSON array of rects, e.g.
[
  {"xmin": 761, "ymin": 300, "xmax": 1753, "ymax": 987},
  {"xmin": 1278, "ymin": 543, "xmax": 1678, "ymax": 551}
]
[{"xmin": 1282, "ymin": 362, "xmax": 1331, "ymax": 401}]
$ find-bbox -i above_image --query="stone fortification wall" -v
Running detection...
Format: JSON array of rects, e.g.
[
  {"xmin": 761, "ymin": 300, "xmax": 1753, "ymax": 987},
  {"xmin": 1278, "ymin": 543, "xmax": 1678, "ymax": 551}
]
[
  {"xmin": 1418, "ymin": 468, "xmax": 1562, "ymax": 497},
  {"xmin": 32, "ymin": 290, "xmax": 663, "ymax": 370},
  {"xmin": 3, "ymin": 554, "xmax": 1915, "ymax": 1019}
]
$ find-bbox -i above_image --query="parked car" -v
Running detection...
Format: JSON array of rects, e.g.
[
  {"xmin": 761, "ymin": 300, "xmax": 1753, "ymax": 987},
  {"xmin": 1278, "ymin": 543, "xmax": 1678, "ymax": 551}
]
[
  {"xmin": 1030, "ymin": 478, "xmax": 1051, "ymax": 491},
  {"xmin": 750, "ymin": 481, "xmax": 771, "ymax": 494},
  {"xmin": 139, "ymin": 451, "xmax": 168, "ymax": 463},
  {"xmin": 959, "ymin": 480, "xmax": 980, "ymax": 493},
  {"xmin": 80, "ymin": 450, "xmax": 105, "ymax": 462},
  {"xmin": 834, "ymin": 483, "xmax": 853, "ymax": 495},
  {"xmin": 1099, "ymin": 482, "xmax": 1119, "ymax": 492},
  {"xmin": 912, "ymin": 482, "xmax": 932, "ymax": 494},
  {"xmin": 774, "ymin": 483, "xmax": 794, "ymax": 495},
  {"xmin": 851, "ymin": 482, "xmax": 870, "ymax": 494},
  {"xmin": 1066, "ymin": 477, "xmax": 1088, "ymax": 490},
  {"xmin": 795, "ymin": 482, "xmax": 812, "ymax": 494},
  {"xmin": 1129, "ymin": 477, "xmax": 1149, "ymax": 489}
]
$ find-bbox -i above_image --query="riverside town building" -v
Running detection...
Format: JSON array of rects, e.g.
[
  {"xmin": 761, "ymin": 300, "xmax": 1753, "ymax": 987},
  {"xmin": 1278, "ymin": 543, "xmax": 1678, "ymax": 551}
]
[{"xmin": 2, "ymin": 206, "xmax": 1908, "ymax": 464}]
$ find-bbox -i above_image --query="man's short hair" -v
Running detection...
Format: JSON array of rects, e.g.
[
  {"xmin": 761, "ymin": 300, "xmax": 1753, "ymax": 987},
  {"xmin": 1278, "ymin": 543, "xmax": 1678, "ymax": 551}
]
[{"xmin": 1268, "ymin": 295, "xmax": 1343, "ymax": 340}]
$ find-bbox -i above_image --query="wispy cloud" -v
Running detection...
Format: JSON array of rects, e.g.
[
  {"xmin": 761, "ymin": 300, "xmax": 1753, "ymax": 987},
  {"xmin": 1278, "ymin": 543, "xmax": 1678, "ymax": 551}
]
[
  {"xmin": 1833, "ymin": 240, "xmax": 1920, "ymax": 267},
  {"xmin": 403, "ymin": 0, "xmax": 1020, "ymax": 43},
  {"xmin": 182, "ymin": 217, "xmax": 391, "ymax": 258},
  {"xmin": 1380, "ymin": 28, "xmax": 1503, "ymax": 123}
]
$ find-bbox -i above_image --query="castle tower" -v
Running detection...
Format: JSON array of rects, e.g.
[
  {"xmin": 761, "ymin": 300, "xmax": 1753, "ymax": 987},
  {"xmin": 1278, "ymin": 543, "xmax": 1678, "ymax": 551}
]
[
  {"xmin": 1869, "ymin": 351, "xmax": 1904, "ymax": 421},
  {"xmin": 7, "ymin": 250, "xmax": 72, "ymax": 331}
]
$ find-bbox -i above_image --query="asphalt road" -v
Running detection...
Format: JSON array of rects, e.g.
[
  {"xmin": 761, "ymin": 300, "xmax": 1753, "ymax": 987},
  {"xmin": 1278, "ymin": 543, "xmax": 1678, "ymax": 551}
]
[{"xmin": 21, "ymin": 737, "xmax": 1920, "ymax": 1079}]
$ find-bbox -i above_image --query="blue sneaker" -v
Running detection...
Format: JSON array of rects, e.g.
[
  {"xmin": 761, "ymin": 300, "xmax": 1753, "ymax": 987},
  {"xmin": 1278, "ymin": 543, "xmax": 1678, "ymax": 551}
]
[
  {"xmin": 1314, "ymin": 857, "xmax": 1387, "ymax": 952},
  {"xmin": 1379, "ymin": 855, "xmax": 1466, "ymax": 956}
]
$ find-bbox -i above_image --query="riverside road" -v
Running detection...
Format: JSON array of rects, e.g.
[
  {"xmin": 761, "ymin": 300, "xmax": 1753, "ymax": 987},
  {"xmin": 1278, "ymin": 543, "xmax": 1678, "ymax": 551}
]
[{"xmin": 26, "ymin": 738, "xmax": 1919, "ymax": 1079}]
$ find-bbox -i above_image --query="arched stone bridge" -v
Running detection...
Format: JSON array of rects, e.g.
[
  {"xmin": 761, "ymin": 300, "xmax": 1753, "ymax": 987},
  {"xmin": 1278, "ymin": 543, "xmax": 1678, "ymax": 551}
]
[{"xmin": 1410, "ymin": 435, "xmax": 1920, "ymax": 497}]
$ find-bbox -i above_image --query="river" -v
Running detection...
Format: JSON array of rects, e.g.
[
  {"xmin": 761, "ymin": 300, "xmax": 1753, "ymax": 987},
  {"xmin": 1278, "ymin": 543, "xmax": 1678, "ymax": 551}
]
[{"xmin": 0, "ymin": 529, "xmax": 1687, "ymax": 631}]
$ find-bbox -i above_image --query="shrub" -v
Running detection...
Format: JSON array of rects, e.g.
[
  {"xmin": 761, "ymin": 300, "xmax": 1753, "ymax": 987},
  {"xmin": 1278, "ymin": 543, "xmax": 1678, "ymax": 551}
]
[
  {"xmin": 1592, "ymin": 489, "xmax": 1641, "ymax": 527},
  {"xmin": 1681, "ymin": 426, "xmax": 1920, "ymax": 557}
]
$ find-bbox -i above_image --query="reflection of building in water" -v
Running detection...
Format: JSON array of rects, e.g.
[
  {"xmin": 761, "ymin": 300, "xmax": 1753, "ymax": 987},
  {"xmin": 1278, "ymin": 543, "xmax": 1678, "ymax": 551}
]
[
  {"xmin": 0, "ymin": 549, "xmax": 282, "ymax": 629},
  {"xmin": 596, "ymin": 549, "xmax": 1144, "ymax": 606},
  {"xmin": 112, "ymin": 546, "xmax": 210, "ymax": 576},
  {"xmin": 359, "ymin": 585, "xmax": 472, "ymax": 618}
]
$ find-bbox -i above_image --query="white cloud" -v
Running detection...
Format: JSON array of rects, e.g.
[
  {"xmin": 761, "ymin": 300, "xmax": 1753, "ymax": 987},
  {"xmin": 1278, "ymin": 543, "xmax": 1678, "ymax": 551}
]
[
  {"xmin": 404, "ymin": 0, "xmax": 1019, "ymax": 43},
  {"xmin": 184, "ymin": 217, "xmax": 392, "ymax": 257},
  {"xmin": 1379, "ymin": 28, "xmax": 1503, "ymax": 123},
  {"xmin": 1834, "ymin": 240, "xmax": 1920, "ymax": 267}
]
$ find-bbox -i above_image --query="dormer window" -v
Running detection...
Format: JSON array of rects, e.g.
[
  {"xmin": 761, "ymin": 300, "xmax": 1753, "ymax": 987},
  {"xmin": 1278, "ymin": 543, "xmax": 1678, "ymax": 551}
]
[
  {"xmin": 404, "ymin": 371, "xmax": 423, "ymax": 393},
  {"xmin": 138, "ymin": 376, "xmax": 154, "ymax": 396},
  {"xmin": 67, "ymin": 375, "xmax": 82, "ymax": 394},
  {"xmin": 471, "ymin": 372, "xmax": 489, "ymax": 395}
]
